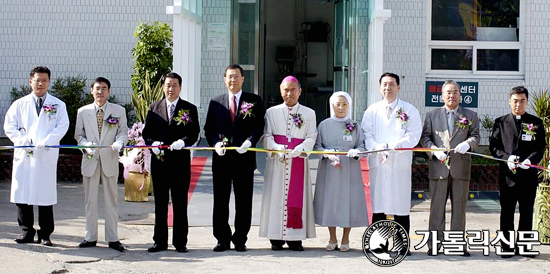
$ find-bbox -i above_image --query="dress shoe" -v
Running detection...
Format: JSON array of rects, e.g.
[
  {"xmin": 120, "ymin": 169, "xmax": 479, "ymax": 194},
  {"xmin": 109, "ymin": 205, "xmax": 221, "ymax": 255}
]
[
  {"xmin": 400, "ymin": 249, "xmax": 411, "ymax": 256},
  {"xmin": 109, "ymin": 241, "xmax": 126, "ymax": 252},
  {"xmin": 501, "ymin": 248, "xmax": 515, "ymax": 258},
  {"xmin": 213, "ymin": 243, "xmax": 230, "ymax": 252},
  {"xmin": 325, "ymin": 242, "xmax": 338, "ymax": 251},
  {"xmin": 148, "ymin": 243, "xmax": 168, "ymax": 253},
  {"xmin": 234, "ymin": 244, "xmax": 247, "ymax": 252},
  {"xmin": 79, "ymin": 240, "xmax": 97, "ymax": 248},
  {"xmin": 271, "ymin": 245, "xmax": 283, "ymax": 251},
  {"xmin": 462, "ymin": 250, "xmax": 471, "ymax": 257},
  {"xmin": 515, "ymin": 248, "xmax": 537, "ymax": 258},
  {"xmin": 15, "ymin": 234, "xmax": 35, "ymax": 244},
  {"xmin": 176, "ymin": 246, "xmax": 188, "ymax": 253},
  {"xmin": 339, "ymin": 244, "xmax": 350, "ymax": 252},
  {"xmin": 39, "ymin": 238, "xmax": 53, "ymax": 246},
  {"xmin": 289, "ymin": 245, "xmax": 304, "ymax": 251}
]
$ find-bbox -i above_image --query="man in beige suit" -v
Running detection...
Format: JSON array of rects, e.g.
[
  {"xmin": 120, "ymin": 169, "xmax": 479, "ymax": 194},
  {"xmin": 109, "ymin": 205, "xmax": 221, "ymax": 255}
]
[
  {"xmin": 75, "ymin": 77, "xmax": 128, "ymax": 252},
  {"xmin": 421, "ymin": 80, "xmax": 479, "ymax": 256}
]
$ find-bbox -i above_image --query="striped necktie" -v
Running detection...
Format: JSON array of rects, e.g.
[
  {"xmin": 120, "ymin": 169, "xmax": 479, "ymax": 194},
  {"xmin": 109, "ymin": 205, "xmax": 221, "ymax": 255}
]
[
  {"xmin": 97, "ymin": 108, "xmax": 103, "ymax": 136},
  {"xmin": 169, "ymin": 103, "xmax": 175, "ymax": 121}
]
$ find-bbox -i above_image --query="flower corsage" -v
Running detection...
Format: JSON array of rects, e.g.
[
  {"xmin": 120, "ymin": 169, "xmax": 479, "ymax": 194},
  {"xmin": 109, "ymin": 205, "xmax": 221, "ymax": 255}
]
[
  {"xmin": 522, "ymin": 123, "xmax": 538, "ymax": 140},
  {"xmin": 396, "ymin": 108, "xmax": 409, "ymax": 124},
  {"xmin": 240, "ymin": 101, "xmax": 255, "ymax": 119},
  {"xmin": 343, "ymin": 121, "xmax": 356, "ymax": 135},
  {"xmin": 455, "ymin": 115, "xmax": 472, "ymax": 130},
  {"xmin": 43, "ymin": 104, "xmax": 58, "ymax": 120},
  {"xmin": 105, "ymin": 115, "xmax": 120, "ymax": 128},
  {"xmin": 292, "ymin": 113, "xmax": 304, "ymax": 129},
  {"xmin": 173, "ymin": 109, "xmax": 192, "ymax": 125}
]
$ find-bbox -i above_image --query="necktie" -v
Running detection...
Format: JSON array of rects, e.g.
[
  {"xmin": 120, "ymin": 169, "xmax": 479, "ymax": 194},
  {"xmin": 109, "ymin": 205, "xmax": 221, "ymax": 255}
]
[
  {"xmin": 386, "ymin": 105, "xmax": 392, "ymax": 119},
  {"xmin": 448, "ymin": 111, "xmax": 456, "ymax": 133},
  {"xmin": 230, "ymin": 95, "xmax": 237, "ymax": 124},
  {"xmin": 97, "ymin": 108, "xmax": 103, "ymax": 137},
  {"xmin": 169, "ymin": 103, "xmax": 175, "ymax": 121},
  {"xmin": 36, "ymin": 97, "xmax": 42, "ymax": 115}
]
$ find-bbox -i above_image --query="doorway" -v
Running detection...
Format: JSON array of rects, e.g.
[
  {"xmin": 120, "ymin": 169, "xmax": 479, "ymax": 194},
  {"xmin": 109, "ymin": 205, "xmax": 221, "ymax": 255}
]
[{"xmin": 232, "ymin": 0, "xmax": 355, "ymax": 123}]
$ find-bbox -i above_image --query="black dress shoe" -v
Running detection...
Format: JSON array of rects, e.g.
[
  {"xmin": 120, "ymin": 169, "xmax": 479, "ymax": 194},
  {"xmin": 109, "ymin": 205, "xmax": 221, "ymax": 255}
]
[
  {"xmin": 109, "ymin": 241, "xmax": 126, "ymax": 252},
  {"xmin": 289, "ymin": 245, "xmax": 304, "ymax": 251},
  {"xmin": 515, "ymin": 248, "xmax": 537, "ymax": 258},
  {"xmin": 501, "ymin": 253, "xmax": 515, "ymax": 258},
  {"xmin": 79, "ymin": 240, "xmax": 97, "ymax": 248},
  {"xmin": 271, "ymin": 245, "xmax": 283, "ymax": 251},
  {"xmin": 234, "ymin": 244, "xmax": 247, "ymax": 252},
  {"xmin": 39, "ymin": 238, "xmax": 53, "ymax": 246},
  {"xmin": 462, "ymin": 250, "xmax": 471, "ymax": 257},
  {"xmin": 148, "ymin": 243, "xmax": 168, "ymax": 253},
  {"xmin": 176, "ymin": 246, "xmax": 188, "ymax": 253},
  {"xmin": 15, "ymin": 234, "xmax": 35, "ymax": 244},
  {"xmin": 213, "ymin": 243, "xmax": 230, "ymax": 252}
]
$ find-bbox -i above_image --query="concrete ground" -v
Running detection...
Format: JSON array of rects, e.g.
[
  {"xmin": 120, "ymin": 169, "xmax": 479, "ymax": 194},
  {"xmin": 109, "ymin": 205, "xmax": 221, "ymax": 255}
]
[{"xmin": 0, "ymin": 149, "xmax": 549, "ymax": 274}]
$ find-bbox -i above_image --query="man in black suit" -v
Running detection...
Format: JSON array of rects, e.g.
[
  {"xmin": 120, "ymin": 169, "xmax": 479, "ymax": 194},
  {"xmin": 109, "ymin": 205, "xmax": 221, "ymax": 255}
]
[
  {"xmin": 204, "ymin": 64, "xmax": 265, "ymax": 252},
  {"xmin": 142, "ymin": 72, "xmax": 200, "ymax": 253},
  {"xmin": 490, "ymin": 86, "xmax": 545, "ymax": 258}
]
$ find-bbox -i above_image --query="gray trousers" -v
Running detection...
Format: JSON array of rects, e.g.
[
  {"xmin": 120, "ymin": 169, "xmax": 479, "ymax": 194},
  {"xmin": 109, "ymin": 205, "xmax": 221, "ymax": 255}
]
[
  {"xmin": 428, "ymin": 177, "xmax": 469, "ymax": 248},
  {"xmin": 83, "ymin": 162, "xmax": 119, "ymax": 242}
]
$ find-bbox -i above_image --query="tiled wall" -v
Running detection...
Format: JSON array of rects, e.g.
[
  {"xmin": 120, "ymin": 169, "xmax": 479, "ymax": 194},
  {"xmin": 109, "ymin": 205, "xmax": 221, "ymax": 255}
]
[
  {"xmin": 199, "ymin": 1, "xmax": 231, "ymax": 134},
  {"xmin": 382, "ymin": 0, "xmax": 549, "ymax": 145},
  {"xmin": 0, "ymin": 0, "xmax": 172, "ymax": 137},
  {"xmin": 353, "ymin": 0, "xmax": 370, "ymax": 122}
]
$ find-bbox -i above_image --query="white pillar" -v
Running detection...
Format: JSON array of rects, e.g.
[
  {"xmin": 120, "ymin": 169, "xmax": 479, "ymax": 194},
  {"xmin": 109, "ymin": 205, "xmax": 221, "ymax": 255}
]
[
  {"xmin": 167, "ymin": 0, "xmax": 202, "ymax": 107},
  {"xmin": 367, "ymin": 0, "xmax": 391, "ymax": 106}
]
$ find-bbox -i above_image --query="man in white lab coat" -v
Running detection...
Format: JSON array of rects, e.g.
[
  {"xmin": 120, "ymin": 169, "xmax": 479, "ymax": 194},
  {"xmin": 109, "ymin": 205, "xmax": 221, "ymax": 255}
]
[
  {"xmin": 361, "ymin": 72, "xmax": 422, "ymax": 255},
  {"xmin": 3, "ymin": 66, "xmax": 69, "ymax": 246}
]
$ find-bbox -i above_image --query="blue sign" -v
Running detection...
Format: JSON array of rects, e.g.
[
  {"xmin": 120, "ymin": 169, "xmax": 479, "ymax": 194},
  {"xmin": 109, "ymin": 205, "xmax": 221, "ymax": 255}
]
[{"xmin": 425, "ymin": 81, "xmax": 478, "ymax": 108}]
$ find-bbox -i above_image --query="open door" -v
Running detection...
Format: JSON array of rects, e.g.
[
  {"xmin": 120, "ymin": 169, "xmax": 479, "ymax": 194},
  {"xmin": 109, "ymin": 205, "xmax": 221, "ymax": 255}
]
[{"xmin": 231, "ymin": 0, "xmax": 260, "ymax": 95}]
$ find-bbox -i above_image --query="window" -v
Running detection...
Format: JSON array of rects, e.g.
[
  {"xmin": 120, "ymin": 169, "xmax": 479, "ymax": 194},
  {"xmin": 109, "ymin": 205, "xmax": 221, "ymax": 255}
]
[{"xmin": 428, "ymin": 0, "xmax": 522, "ymax": 77}]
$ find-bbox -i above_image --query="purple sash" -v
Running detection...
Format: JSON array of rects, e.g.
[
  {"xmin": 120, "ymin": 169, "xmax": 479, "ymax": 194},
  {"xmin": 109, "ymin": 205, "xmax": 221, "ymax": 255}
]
[{"xmin": 274, "ymin": 135, "xmax": 305, "ymax": 229}]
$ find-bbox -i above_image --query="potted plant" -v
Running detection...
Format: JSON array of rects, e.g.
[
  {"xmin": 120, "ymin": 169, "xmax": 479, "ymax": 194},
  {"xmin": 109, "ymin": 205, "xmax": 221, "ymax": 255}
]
[
  {"xmin": 531, "ymin": 89, "xmax": 550, "ymax": 244},
  {"xmin": 119, "ymin": 71, "xmax": 164, "ymax": 202}
]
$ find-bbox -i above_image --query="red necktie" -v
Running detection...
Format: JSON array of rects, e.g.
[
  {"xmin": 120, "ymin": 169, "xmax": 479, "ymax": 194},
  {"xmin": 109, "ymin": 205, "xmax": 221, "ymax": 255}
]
[{"xmin": 230, "ymin": 95, "xmax": 236, "ymax": 124}]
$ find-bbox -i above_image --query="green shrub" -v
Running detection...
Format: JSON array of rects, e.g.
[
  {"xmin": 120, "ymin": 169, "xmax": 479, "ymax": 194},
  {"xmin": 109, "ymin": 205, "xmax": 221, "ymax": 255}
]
[
  {"xmin": 11, "ymin": 85, "xmax": 32, "ymax": 101},
  {"xmin": 131, "ymin": 21, "xmax": 173, "ymax": 97},
  {"xmin": 530, "ymin": 89, "xmax": 550, "ymax": 184},
  {"xmin": 481, "ymin": 114, "xmax": 494, "ymax": 132}
]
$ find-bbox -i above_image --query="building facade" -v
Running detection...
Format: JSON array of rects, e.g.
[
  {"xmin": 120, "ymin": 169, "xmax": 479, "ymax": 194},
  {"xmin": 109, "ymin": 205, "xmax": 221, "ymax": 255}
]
[{"xmin": 1, "ymin": 0, "xmax": 546, "ymax": 146}]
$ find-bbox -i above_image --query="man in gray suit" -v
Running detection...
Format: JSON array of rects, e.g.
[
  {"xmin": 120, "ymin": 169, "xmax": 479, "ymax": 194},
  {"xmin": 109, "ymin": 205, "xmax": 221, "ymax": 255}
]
[
  {"xmin": 421, "ymin": 80, "xmax": 480, "ymax": 256},
  {"xmin": 75, "ymin": 77, "xmax": 128, "ymax": 252}
]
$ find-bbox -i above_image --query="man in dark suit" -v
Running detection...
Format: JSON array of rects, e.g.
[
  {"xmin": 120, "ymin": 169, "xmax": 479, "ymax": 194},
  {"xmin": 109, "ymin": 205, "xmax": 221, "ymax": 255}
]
[
  {"xmin": 204, "ymin": 64, "xmax": 265, "ymax": 252},
  {"xmin": 421, "ymin": 80, "xmax": 479, "ymax": 256},
  {"xmin": 490, "ymin": 86, "xmax": 545, "ymax": 258},
  {"xmin": 142, "ymin": 72, "xmax": 200, "ymax": 253}
]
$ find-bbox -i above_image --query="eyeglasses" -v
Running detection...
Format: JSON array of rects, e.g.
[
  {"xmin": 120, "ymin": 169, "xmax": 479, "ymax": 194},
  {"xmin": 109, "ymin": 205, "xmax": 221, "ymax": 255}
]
[{"xmin": 225, "ymin": 75, "xmax": 241, "ymax": 80}]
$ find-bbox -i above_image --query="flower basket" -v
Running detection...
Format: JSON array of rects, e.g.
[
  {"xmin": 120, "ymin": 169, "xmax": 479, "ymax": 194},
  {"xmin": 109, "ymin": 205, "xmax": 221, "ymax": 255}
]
[
  {"xmin": 533, "ymin": 184, "xmax": 550, "ymax": 244},
  {"xmin": 119, "ymin": 122, "xmax": 152, "ymax": 201},
  {"xmin": 124, "ymin": 171, "xmax": 151, "ymax": 202}
]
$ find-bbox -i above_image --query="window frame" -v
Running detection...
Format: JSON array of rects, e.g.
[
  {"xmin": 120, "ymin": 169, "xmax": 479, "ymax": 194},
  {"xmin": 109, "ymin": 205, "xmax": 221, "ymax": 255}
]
[{"xmin": 426, "ymin": 0, "xmax": 525, "ymax": 79}]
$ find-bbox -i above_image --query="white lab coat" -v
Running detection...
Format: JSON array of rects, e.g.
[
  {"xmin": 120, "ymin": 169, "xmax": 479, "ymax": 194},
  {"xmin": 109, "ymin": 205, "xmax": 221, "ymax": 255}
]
[
  {"xmin": 3, "ymin": 93, "xmax": 69, "ymax": 205},
  {"xmin": 361, "ymin": 98, "xmax": 422, "ymax": 215}
]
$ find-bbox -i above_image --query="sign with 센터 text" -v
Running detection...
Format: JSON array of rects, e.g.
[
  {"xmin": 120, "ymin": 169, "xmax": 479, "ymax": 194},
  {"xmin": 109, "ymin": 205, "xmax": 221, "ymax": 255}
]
[{"xmin": 425, "ymin": 81, "xmax": 478, "ymax": 108}]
